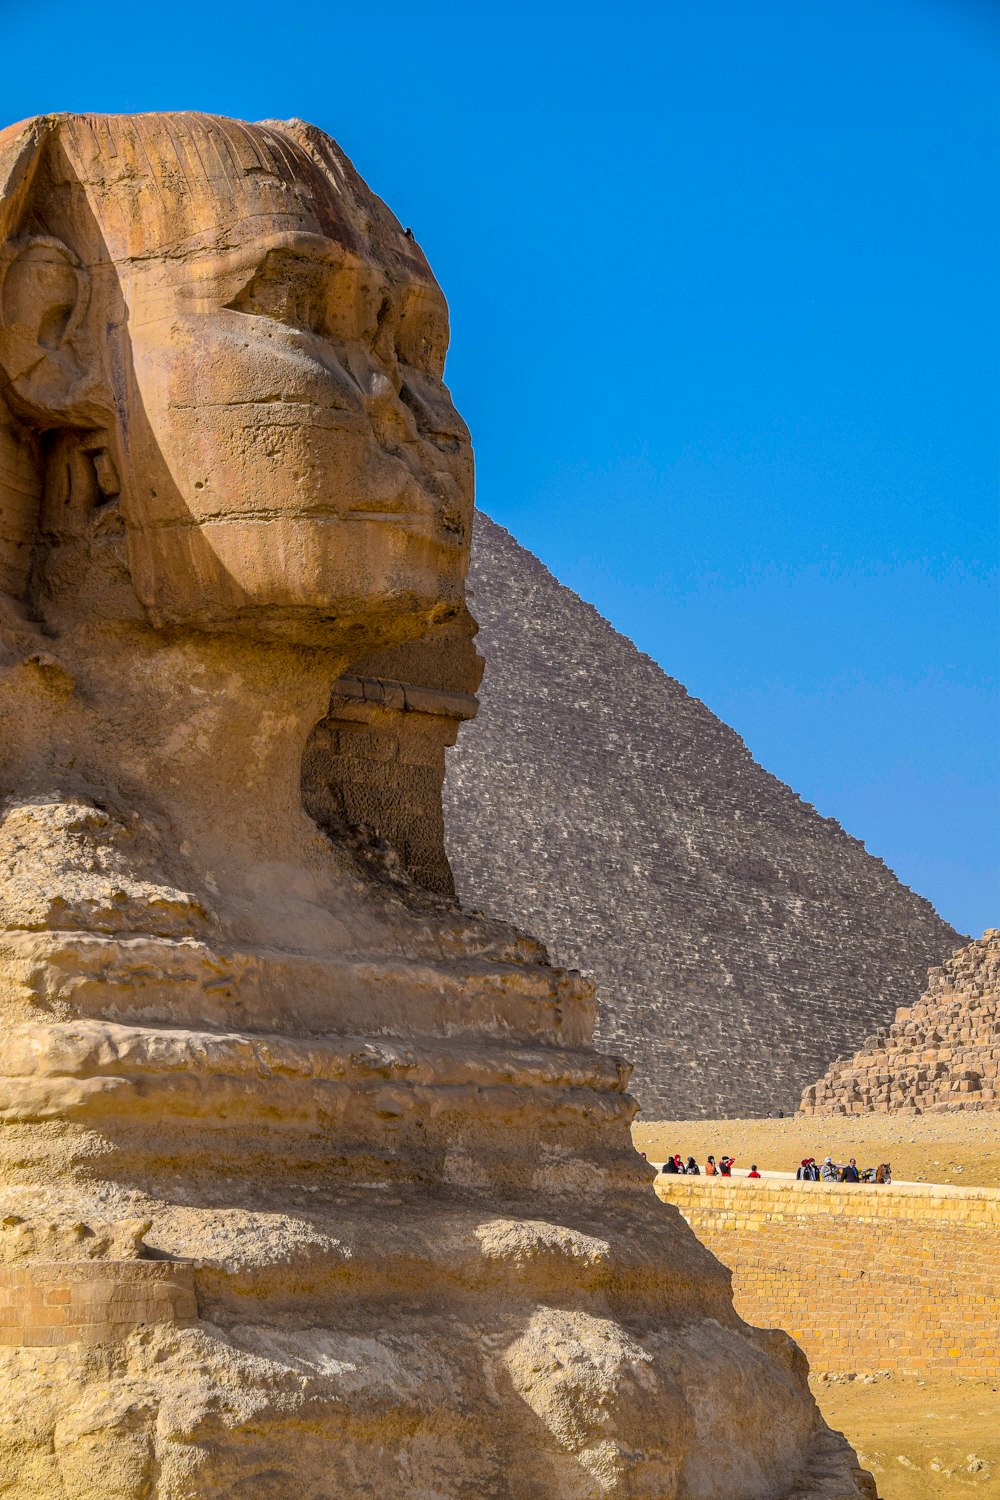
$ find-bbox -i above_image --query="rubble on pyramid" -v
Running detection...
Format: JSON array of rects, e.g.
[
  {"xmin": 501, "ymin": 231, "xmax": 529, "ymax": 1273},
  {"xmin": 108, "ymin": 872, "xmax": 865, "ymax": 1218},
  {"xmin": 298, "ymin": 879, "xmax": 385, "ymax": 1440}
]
[{"xmin": 800, "ymin": 931, "xmax": 999, "ymax": 1115}]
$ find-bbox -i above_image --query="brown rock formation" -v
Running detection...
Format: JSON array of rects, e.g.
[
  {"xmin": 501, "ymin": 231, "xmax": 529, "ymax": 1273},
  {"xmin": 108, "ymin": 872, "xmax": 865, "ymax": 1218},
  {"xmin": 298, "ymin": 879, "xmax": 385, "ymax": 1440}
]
[
  {"xmin": 0, "ymin": 111, "xmax": 874, "ymax": 1498},
  {"xmin": 442, "ymin": 514, "xmax": 961, "ymax": 1118},
  {"xmin": 801, "ymin": 931, "xmax": 1000, "ymax": 1115}
]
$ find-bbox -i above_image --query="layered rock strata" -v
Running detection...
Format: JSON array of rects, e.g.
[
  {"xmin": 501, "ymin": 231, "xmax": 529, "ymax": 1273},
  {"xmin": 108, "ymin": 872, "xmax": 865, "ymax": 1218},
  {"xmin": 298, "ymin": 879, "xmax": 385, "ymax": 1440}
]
[
  {"xmin": 441, "ymin": 514, "xmax": 961, "ymax": 1119},
  {"xmin": 801, "ymin": 931, "xmax": 999, "ymax": 1115},
  {"xmin": 0, "ymin": 110, "xmax": 874, "ymax": 1498}
]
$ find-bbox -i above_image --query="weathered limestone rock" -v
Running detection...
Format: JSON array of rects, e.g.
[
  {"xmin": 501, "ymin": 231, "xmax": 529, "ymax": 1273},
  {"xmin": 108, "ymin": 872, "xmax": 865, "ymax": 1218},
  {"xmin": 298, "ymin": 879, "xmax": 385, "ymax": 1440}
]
[
  {"xmin": 0, "ymin": 111, "xmax": 874, "ymax": 1498},
  {"xmin": 801, "ymin": 931, "xmax": 1000, "ymax": 1115}
]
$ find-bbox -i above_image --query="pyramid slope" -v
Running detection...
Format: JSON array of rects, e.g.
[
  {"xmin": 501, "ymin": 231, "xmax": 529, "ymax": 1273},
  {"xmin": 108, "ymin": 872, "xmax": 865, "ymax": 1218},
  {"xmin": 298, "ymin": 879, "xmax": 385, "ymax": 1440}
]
[
  {"xmin": 443, "ymin": 512, "xmax": 963, "ymax": 1118},
  {"xmin": 800, "ymin": 931, "xmax": 999, "ymax": 1115}
]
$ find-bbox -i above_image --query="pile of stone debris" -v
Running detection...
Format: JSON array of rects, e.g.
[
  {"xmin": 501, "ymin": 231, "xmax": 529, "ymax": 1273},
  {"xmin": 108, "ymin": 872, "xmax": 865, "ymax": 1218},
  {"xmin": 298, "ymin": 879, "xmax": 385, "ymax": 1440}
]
[{"xmin": 801, "ymin": 932, "xmax": 999, "ymax": 1115}]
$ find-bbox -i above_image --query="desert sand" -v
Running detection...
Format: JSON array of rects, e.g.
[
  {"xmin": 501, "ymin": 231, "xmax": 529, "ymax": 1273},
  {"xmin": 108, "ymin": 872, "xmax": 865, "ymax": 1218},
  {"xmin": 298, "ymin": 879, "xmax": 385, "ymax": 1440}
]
[
  {"xmin": 813, "ymin": 1375, "xmax": 1000, "ymax": 1500},
  {"xmin": 634, "ymin": 1112, "xmax": 1000, "ymax": 1188}
]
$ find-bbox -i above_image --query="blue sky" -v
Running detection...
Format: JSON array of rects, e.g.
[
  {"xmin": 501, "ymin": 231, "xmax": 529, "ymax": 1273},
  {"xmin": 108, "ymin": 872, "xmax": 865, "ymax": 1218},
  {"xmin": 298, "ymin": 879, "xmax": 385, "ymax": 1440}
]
[{"xmin": 2, "ymin": 0, "xmax": 997, "ymax": 934}]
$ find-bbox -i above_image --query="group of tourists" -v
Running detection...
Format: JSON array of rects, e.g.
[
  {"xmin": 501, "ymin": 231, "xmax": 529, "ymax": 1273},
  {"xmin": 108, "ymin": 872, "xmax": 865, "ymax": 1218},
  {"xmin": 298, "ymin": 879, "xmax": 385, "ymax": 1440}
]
[
  {"xmin": 658, "ymin": 1154, "xmax": 741, "ymax": 1177},
  {"xmin": 649, "ymin": 1152, "xmax": 893, "ymax": 1184},
  {"xmin": 795, "ymin": 1156, "xmax": 892, "ymax": 1184}
]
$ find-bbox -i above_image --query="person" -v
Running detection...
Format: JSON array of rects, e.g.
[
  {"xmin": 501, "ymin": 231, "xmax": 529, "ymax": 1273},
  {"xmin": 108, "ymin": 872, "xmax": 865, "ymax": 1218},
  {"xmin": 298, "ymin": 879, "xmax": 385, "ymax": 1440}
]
[
  {"xmin": 719, "ymin": 1156, "xmax": 734, "ymax": 1177},
  {"xmin": 795, "ymin": 1158, "xmax": 812, "ymax": 1180},
  {"xmin": 662, "ymin": 1155, "xmax": 679, "ymax": 1174},
  {"xmin": 705, "ymin": 1155, "xmax": 718, "ymax": 1176},
  {"xmin": 841, "ymin": 1158, "xmax": 860, "ymax": 1183},
  {"xmin": 685, "ymin": 1156, "xmax": 700, "ymax": 1175},
  {"xmin": 747, "ymin": 1164, "xmax": 761, "ymax": 1179},
  {"xmin": 807, "ymin": 1158, "xmax": 820, "ymax": 1181},
  {"xmin": 820, "ymin": 1156, "xmax": 838, "ymax": 1182},
  {"xmin": 673, "ymin": 1154, "xmax": 684, "ymax": 1174}
]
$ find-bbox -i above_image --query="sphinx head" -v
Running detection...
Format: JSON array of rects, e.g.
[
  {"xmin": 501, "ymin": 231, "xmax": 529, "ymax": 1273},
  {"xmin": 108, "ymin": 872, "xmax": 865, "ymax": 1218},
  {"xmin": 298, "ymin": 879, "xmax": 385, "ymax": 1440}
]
[{"xmin": 0, "ymin": 113, "xmax": 472, "ymax": 652}]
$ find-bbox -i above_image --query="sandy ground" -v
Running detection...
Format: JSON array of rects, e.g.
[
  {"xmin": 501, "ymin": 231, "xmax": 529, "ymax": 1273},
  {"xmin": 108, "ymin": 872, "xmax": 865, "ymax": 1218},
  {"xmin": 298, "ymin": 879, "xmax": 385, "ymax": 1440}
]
[
  {"xmin": 813, "ymin": 1375, "xmax": 1000, "ymax": 1499},
  {"xmin": 632, "ymin": 1113, "xmax": 1000, "ymax": 1188}
]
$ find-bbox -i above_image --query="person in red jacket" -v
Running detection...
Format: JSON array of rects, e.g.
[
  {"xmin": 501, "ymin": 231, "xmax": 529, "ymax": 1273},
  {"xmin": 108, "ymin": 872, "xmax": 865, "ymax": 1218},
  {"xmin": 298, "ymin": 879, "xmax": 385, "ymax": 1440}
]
[{"xmin": 747, "ymin": 1165, "xmax": 761, "ymax": 1179}]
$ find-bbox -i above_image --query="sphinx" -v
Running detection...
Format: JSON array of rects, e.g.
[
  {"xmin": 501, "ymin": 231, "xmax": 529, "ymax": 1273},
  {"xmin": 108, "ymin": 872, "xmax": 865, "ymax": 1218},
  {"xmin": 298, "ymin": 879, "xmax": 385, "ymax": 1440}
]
[{"xmin": 0, "ymin": 112, "xmax": 874, "ymax": 1499}]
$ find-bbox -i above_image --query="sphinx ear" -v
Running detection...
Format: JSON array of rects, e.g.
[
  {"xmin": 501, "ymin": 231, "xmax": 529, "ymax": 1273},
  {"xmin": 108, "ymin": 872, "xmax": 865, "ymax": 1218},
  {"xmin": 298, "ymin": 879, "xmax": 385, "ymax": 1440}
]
[{"xmin": 0, "ymin": 236, "xmax": 111, "ymax": 426}]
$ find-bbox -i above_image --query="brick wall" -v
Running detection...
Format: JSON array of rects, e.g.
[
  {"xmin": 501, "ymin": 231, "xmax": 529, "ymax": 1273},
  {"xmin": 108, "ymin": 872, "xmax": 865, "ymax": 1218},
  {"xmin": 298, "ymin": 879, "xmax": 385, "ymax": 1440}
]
[
  {"xmin": 0, "ymin": 1261, "xmax": 197, "ymax": 1347},
  {"xmin": 654, "ymin": 1177, "xmax": 999, "ymax": 1376}
]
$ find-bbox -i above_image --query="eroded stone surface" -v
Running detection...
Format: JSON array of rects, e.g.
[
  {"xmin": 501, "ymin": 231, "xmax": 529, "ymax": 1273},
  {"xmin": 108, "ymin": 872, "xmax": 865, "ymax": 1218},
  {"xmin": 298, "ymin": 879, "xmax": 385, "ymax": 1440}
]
[{"xmin": 0, "ymin": 110, "xmax": 875, "ymax": 1497}]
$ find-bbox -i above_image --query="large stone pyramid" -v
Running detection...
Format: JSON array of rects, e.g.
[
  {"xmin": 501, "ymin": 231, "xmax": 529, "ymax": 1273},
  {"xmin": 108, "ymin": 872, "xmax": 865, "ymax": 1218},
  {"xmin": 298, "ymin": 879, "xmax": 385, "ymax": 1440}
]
[
  {"xmin": 800, "ymin": 931, "xmax": 999, "ymax": 1115},
  {"xmin": 444, "ymin": 513, "xmax": 962, "ymax": 1119}
]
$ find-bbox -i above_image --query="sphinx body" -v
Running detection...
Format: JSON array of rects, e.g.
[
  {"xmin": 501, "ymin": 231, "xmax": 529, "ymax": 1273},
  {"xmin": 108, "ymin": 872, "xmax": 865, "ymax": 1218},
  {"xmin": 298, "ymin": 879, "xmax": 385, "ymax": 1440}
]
[{"xmin": 0, "ymin": 112, "xmax": 875, "ymax": 1499}]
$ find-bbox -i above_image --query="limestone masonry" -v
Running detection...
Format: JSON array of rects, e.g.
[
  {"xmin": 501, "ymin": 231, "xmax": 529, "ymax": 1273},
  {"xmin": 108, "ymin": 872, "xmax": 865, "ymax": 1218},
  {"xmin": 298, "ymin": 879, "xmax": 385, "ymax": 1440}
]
[
  {"xmin": 0, "ymin": 112, "xmax": 875, "ymax": 1498},
  {"xmin": 655, "ymin": 1175, "xmax": 1000, "ymax": 1377},
  {"xmin": 801, "ymin": 930, "xmax": 999, "ymax": 1115},
  {"xmin": 443, "ymin": 514, "xmax": 961, "ymax": 1119}
]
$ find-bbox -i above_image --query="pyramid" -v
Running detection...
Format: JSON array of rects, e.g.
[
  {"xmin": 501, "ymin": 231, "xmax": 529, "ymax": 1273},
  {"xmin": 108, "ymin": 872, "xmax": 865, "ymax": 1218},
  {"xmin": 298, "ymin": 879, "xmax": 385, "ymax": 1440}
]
[
  {"xmin": 800, "ymin": 931, "xmax": 999, "ymax": 1114},
  {"xmin": 443, "ymin": 513, "xmax": 963, "ymax": 1119}
]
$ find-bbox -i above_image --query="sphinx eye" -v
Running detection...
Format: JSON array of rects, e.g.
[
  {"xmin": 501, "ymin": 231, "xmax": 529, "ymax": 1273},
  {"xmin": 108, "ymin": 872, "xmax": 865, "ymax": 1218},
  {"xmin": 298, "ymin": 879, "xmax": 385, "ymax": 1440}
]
[{"xmin": 227, "ymin": 251, "xmax": 330, "ymax": 335}]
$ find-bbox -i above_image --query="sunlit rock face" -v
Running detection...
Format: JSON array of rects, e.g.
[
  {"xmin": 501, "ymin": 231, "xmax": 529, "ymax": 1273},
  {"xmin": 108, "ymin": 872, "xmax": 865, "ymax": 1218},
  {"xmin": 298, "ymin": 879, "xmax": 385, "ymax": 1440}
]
[{"xmin": 0, "ymin": 112, "xmax": 875, "ymax": 1499}]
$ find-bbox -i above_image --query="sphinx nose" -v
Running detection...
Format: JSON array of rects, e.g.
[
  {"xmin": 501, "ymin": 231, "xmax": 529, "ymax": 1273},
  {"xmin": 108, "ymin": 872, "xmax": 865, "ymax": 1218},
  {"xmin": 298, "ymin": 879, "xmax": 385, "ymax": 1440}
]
[{"xmin": 344, "ymin": 348, "xmax": 418, "ymax": 443}]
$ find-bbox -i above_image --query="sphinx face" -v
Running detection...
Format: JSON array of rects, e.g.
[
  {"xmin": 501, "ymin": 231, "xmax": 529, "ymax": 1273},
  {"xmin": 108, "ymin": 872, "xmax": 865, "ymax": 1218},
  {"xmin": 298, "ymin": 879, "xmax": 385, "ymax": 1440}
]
[
  {"xmin": 115, "ymin": 217, "xmax": 472, "ymax": 648},
  {"xmin": 0, "ymin": 114, "xmax": 473, "ymax": 649}
]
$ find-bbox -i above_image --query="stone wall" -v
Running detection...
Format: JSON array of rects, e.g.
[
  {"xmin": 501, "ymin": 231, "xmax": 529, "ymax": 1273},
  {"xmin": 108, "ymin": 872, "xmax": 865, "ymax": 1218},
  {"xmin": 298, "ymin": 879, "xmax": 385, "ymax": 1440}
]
[
  {"xmin": 655, "ymin": 1176, "xmax": 999, "ymax": 1376},
  {"xmin": 801, "ymin": 931, "xmax": 999, "ymax": 1115},
  {"xmin": 443, "ymin": 512, "xmax": 962, "ymax": 1118},
  {"xmin": 0, "ymin": 1261, "xmax": 197, "ymax": 1348}
]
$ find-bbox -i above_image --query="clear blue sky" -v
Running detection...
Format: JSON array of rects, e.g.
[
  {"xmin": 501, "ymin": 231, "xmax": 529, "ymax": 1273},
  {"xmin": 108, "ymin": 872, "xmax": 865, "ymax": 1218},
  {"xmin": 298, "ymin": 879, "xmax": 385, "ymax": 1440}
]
[{"xmin": 3, "ymin": 0, "xmax": 997, "ymax": 935}]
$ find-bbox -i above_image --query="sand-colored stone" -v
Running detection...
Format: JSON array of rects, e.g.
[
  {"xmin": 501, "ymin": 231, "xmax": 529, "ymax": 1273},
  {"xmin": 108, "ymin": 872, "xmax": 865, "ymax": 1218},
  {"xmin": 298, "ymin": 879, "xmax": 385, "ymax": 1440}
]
[
  {"xmin": 801, "ymin": 932, "xmax": 1000, "ymax": 1116},
  {"xmin": 0, "ymin": 1250, "xmax": 198, "ymax": 1347},
  {"xmin": 0, "ymin": 111, "xmax": 874, "ymax": 1498}
]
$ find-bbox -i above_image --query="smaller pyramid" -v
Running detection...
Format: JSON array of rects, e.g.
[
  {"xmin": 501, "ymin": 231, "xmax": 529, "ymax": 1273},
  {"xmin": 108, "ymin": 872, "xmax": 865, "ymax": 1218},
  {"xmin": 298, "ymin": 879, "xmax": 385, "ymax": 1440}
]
[{"xmin": 800, "ymin": 931, "xmax": 1000, "ymax": 1115}]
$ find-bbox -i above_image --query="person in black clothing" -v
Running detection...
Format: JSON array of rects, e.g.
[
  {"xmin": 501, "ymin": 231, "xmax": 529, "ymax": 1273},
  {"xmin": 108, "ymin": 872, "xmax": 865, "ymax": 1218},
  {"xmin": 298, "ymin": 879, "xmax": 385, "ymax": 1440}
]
[
  {"xmin": 841, "ymin": 1158, "xmax": 860, "ymax": 1183},
  {"xmin": 685, "ymin": 1156, "xmax": 700, "ymax": 1175},
  {"xmin": 662, "ymin": 1156, "xmax": 679, "ymax": 1174}
]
